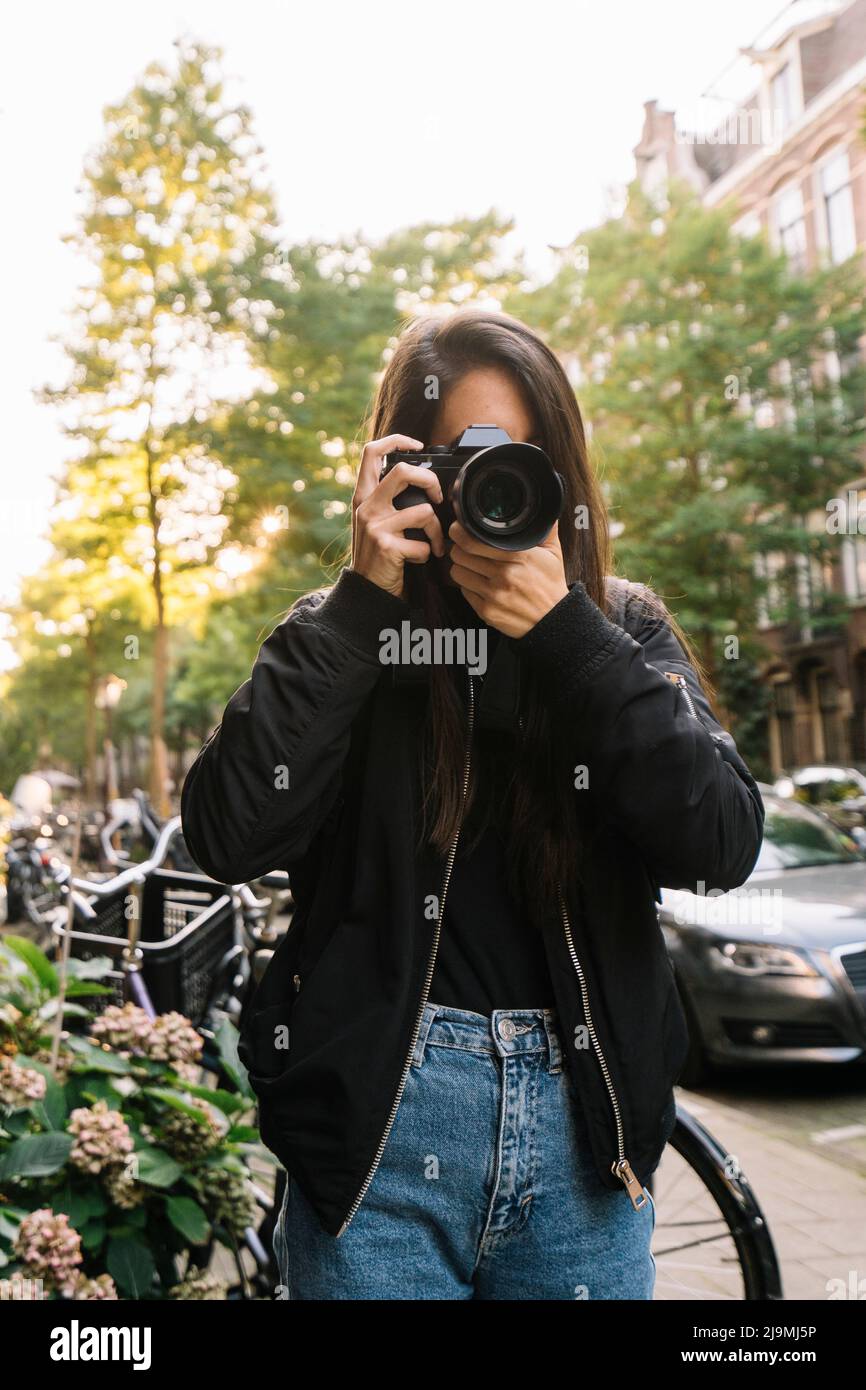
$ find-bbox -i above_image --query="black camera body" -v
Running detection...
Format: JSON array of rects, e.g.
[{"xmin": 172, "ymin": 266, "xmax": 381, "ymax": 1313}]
[{"xmin": 380, "ymin": 425, "xmax": 564, "ymax": 552}]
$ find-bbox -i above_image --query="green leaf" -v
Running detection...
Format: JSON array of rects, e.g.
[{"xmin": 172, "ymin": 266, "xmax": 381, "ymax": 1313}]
[
  {"xmin": 64, "ymin": 981, "xmax": 114, "ymax": 998},
  {"xmin": 172, "ymin": 1082, "xmax": 248, "ymax": 1115},
  {"xmin": 133, "ymin": 1145, "xmax": 182, "ymax": 1189},
  {"xmin": 65, "ymin": 1037, "xmax": 132, "ymax": 1074},
  {"xmin": 144, "ymin": 1087, "xmax": 212, "ymax": 1121},
  {"xmin": 76, "ymin": 1075, "xmax": 127, "ymax": 1107},
  {"xmin": 0, "ymin": 1131, "xmax": 73, "ymax": 1178},
  {"xmin": 215, "ymin": 1017, "xmax": 254, "ymax": 1098},
  {"xmin": 1, "ymin": 1111, "xmax": 31, "ymax": 1136},
  {"xmin": 32, "ymin": 1075, "xmax": 68, "ymax": 1131},
  {"xmin": 165, "ymin": 1195, "xmax": 210, "ymax": 1246},
  {"xmin": 106, "ymin": 1236, "xmax": 155, "ymax": 1297},
  {"xmin": 56, "ymin": 1186, "xmax": 108, "ymax": 1228},
  {"xmin": 80, "ymin": 1219, "xmax": 107, "ymax": 1251},
  {"xmin": 0, "ymin": 1210, "xmax": 24, "ymax": 1242},
  {"xmin": 225, "ymin": 1125, "xmax": 259, "ymax": 1144},
  {"xmin": 2, "ymin": 937, "xmax": 58, "ymax": 994}
]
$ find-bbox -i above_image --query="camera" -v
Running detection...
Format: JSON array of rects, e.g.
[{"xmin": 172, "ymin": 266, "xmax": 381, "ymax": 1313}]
[{"xmin": 380, "ymin": 425, "xmax": 565, "ymax": 552}]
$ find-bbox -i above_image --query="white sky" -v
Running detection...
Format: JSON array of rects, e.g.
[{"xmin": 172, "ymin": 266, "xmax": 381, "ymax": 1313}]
[{"xmin": 0, "ymin": 0, "xmax": 787, "ymax": 665}]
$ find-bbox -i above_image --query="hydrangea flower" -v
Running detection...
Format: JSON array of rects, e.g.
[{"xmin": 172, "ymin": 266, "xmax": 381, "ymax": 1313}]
[
  {"xmin": 13, "ymin": 1209, "xmax": 82, "ymax": 1297},
  {"xmin": 0, "ymin": 1056, "xmax": 47, "ymax": 1108},
  {"xmin": 73, "ymin": 1273, "xmax": 118, "ymax": 1300},
  {"xmin": 169, "ymin": 1269, "xmax": 228, "ymax": 1300},
  {"xmin": 68, "ymin": 1099, "xmax": 134, "ymax": 1176},
  {"xmin": 89, "ymin": 1003, "xmax": 202, "ymax": 1069}
]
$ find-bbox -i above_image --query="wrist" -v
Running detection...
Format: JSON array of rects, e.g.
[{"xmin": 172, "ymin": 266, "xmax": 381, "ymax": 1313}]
[
  {"xmin": 515, "ymin": 581, "xmax": 622, "ymax": 687},
  {"xmin": 318, "ymin": 567, "xmax": 412, "ymax": 658}
]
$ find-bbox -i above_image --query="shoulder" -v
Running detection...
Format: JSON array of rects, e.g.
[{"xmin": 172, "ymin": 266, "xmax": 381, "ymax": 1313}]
[
  {"xmin": 286, "ymin": 585, "xmax": 334, "ymax": 620},
  {"xmin": 604, "ymin": 575, "xmax": 673, "ymax": 636}
]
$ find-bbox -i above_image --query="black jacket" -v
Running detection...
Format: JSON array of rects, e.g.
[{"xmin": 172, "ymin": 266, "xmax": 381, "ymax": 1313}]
[{"xmin": 180, "ymin": 567, "xmax": 764, "ymax": 1237}]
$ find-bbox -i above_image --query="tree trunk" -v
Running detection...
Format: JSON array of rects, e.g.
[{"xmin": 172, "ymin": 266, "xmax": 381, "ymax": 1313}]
[
  {"xmin": 150, "ymin": 621, "xmax": 171, "ymax": 817},
  {"xmin": 144, "ymin": 409, "xmax": 171, "ymax": 819},
  {"xmin": 83, "ymin": 628, "xmax": 98, "ymax": 805}
]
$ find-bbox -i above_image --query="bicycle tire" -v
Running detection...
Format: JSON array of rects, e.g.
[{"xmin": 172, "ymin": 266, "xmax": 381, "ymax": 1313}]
[{"xmin": 654, "ymin": 1103, "xmax": 783, "ymax": 1300}]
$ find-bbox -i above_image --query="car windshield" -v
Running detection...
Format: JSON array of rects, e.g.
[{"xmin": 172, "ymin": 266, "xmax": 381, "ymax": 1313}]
[{"xmin": 756, "ymin": 799, "xmax": 863, "ymax": 871}]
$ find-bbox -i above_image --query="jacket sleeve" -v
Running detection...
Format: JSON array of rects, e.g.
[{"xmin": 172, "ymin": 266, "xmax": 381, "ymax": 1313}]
[
  {"xmin": 180, "ymin": 568, "xmax": 410, "ymax": 883},
  {"xmin": 514, "ymin": 580, "xmax": 765, "ymax": 893}
]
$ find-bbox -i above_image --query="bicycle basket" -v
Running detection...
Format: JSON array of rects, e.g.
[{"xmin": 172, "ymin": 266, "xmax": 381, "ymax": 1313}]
[{"xmin": 54, "ymin": 868, "xmax": 235, "ymax": 1026}]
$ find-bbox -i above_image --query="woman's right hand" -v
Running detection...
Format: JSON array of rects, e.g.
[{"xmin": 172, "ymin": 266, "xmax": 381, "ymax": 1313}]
[{"xmin": 350, "ymin": 435, "xmax": 446, "ymax": 599}]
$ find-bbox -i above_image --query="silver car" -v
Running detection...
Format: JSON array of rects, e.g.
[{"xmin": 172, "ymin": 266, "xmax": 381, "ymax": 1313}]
[{"xmin": 660, "ymin": 794, "xmax": 866, "ymax": 1084}]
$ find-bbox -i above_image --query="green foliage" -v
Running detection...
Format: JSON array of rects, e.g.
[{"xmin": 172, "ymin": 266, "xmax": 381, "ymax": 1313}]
[
  {"xmin": 4, "ymin": 42, "xmax": 865, "ymax": 793},
  {"xmin": 0, "ymin": 936, "xmax": 263, "ymax": 1300},
  {"xmin": 508, "ymin": 181, "xmax": 866, "ymax": 686}
]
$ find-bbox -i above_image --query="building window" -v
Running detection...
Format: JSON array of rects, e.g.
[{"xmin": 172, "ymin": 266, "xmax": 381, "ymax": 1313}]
[
  {"xmin": 771, "ymin": 63, "xmax": 796, "ymax": 132},
  {"xmin": 818, "ymin": 149, "xmax": 857, "ymax": 264},
  {"xmin": 773, "ymin": 183, "xmax": 808, "ymax": 271},
  {"xmin": 755, "ymin": 551, "xmax": 788, "ymax": 626}
]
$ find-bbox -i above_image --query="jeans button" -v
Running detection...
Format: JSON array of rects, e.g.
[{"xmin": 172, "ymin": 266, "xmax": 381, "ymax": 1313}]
[{"xmin": 499, "ymin": 1018, "xmax": 517, "ymax": 1042}]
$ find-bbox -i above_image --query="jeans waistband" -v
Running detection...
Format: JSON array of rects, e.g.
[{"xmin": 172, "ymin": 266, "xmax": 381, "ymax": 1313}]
[{"xmin": 411, "ymin": 1002, "xmax": 564, "ymax": 1073}]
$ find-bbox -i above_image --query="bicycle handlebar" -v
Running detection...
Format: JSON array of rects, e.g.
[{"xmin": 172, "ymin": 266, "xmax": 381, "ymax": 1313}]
[{"xmin": 69, "ymin": 816, "xmax": 184, "ymax": 900}]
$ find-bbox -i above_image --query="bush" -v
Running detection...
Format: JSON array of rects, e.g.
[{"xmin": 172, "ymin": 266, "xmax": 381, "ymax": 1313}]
[{"xmin": 0, "ymin": 936, "xmax": 263, "ymax": 1299}]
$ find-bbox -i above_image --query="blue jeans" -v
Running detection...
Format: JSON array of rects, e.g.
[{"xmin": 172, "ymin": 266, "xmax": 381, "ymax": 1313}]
[{"xmin": 274, "ymin": 1002, "xmax": 657, "ymax": 1300}]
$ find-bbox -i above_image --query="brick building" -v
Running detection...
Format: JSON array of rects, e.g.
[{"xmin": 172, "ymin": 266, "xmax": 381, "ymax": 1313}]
[{"xmin": 633, "ymin": 0, "xmax": 866, "ymax": 771}]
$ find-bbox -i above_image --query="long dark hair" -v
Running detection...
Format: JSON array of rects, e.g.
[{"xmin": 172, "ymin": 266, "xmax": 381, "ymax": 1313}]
[{"xmin": 358, "ymin": 307, "xmax": 707, "ymax": 922}]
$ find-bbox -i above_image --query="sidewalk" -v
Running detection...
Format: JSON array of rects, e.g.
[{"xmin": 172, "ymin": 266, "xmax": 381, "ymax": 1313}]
[{"xmin": 678, "ymin": 1087, "xmax": 866, "ymax": 1300}]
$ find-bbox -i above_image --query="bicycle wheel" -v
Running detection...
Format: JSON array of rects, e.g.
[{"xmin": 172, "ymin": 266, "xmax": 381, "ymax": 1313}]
[{"xmin": 649, "ymin": 1102, "xmax": 783, "ymax": 1300}]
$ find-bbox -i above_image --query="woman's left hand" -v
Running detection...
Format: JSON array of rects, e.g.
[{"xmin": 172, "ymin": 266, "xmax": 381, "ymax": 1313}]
[{"xmin": 448, "ymin": 521, "xmax": 569, "ymax": 638}]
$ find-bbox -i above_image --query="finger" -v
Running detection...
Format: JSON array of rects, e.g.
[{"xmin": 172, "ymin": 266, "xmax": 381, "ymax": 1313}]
[
  {"xmin": 381, "ymin": 502, "xmax": 446, "ymax": 557},
  {"xmin": 450, "ymin": 561, "xmax": 491, "ymax": 597},
  {"xmin": 394, "ymin": 535, "xmax": 434, "ymax": 565},
  {"xmin": 448, "ymin": 520, "xmax": 510, "ymax": 561},
  {"xmin": 355, "ymin": 435, "xmax": 424, "ymax": 504},
  {"xmin": 374, "ymin": 461, "xmax": 443, "ymax": 510},
  {"xmin": 449, "ymin": 543, "xmax": 500, "ymax": 579}
]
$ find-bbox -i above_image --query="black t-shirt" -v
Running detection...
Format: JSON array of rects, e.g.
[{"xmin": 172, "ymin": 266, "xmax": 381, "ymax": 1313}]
[{"xmin": 427, "ymin": 586, "xmax": 556, "ymax": 1015}]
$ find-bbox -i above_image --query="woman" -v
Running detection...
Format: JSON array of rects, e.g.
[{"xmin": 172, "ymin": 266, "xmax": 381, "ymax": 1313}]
[{"xmin": 181, "ymin": 308, "xmax": 764, "ymax": 1300}]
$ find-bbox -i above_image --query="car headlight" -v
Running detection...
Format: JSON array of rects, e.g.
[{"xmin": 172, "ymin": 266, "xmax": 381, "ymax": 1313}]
[{"xmin": 709, "ymin": 941, "xmax": 819, "ymax": 977}]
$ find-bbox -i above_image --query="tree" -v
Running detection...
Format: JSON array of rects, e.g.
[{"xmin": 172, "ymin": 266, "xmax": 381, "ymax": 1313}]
[
  {"xmin": 40, "ymin": 37, "xmax": 280, "ymax": 813},
  {"xmin": 7, "ymin": 562, "xmax": 148, "ymax": 799},
  {"xmin": 212, "ymin": 212, "xmax": 525, "ymax": 604},
  {"xmin": 510, "ymin": 182, "xmax": 866, "ymax": 715}
]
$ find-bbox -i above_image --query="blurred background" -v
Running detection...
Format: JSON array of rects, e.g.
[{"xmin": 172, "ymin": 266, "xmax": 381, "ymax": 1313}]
[
  {"xmin": 2, "ymin": 0, "xmax": 866, "ymax": 1303},
  {"xmin": 3, "ymin": 0, "xmax": 866, "ymax": 821}
]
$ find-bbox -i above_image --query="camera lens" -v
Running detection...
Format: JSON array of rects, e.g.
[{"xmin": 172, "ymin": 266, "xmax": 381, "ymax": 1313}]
[
  {"xmin": 453, "ymin": 442, "xmax": 563, "ymax": 551},
  {"xmin": 470, "ymin": 465, "xmax": 534, "ymax": 532}
]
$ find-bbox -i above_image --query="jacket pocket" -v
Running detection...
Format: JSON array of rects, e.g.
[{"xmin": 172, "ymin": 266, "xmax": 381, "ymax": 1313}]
[{"xmin": 239, "ymin": 1000, "xmax": 294, "ymax": 1088}]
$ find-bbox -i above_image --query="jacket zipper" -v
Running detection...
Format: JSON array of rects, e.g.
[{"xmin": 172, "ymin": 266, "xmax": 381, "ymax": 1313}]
[
  {"xmin": 664, "ymin": 670, "xmax": 700, "ymax": 721},
  {"xmin": 336, "ymin": 673, "xmax": 476, "ymax": 1237},
  {"xmin": 557, "ymin": 888, "xmax": 649, "ymax": 1211},
  {"xmin": 665, "ymin": 671, "xmax": 725, "ymax": 746}
]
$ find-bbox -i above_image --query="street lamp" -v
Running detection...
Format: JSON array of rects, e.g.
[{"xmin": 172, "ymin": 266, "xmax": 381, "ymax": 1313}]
[{"xmin": 95, "ymin": 673, "xmax": 127, "ymax": 810}]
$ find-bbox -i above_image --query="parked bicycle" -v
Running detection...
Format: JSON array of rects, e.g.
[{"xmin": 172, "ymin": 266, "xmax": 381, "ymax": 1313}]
[{"xmin": 49, "ymin": 817, "xmax": 288, "ymax": 1297}]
